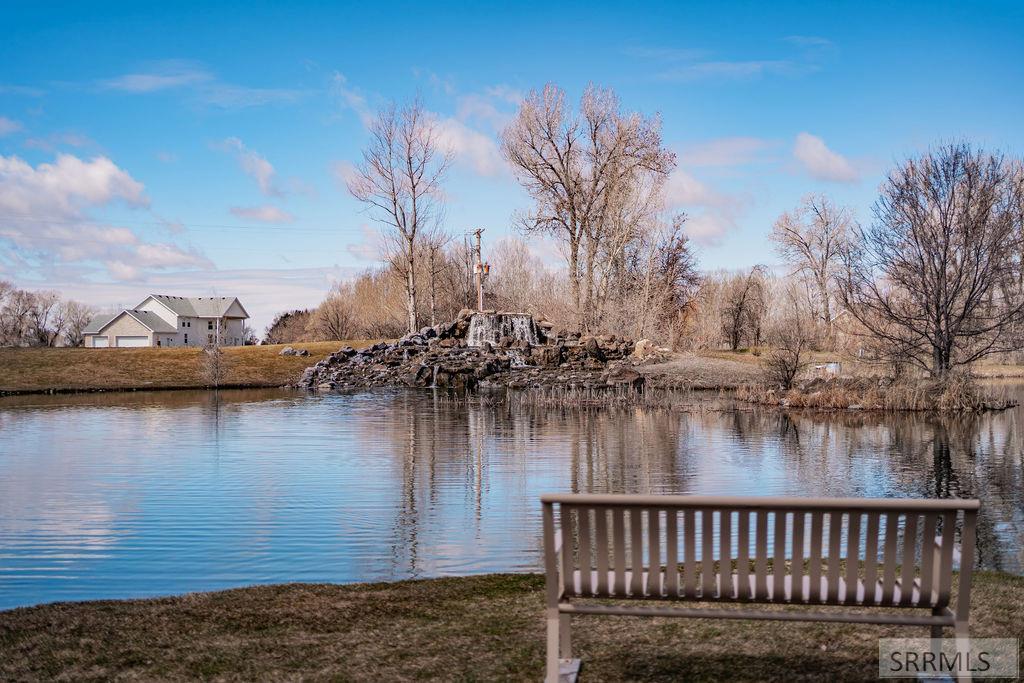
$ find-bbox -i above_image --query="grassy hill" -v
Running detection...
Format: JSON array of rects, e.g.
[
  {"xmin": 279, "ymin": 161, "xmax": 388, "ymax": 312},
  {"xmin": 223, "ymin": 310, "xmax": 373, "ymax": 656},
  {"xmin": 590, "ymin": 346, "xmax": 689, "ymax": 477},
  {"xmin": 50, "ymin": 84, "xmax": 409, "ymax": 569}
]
[{"xmin": 0, "ymin": 341, "xmax": 379, "ymax": 394}]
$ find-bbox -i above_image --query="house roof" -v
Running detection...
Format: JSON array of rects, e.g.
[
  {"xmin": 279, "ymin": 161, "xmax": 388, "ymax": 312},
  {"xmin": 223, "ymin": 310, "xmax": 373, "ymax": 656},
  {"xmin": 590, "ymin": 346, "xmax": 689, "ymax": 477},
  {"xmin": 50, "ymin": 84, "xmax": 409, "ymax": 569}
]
[
  {"xmin": 143, "ymin": 294, "xmax": 249, "ymax": 319},
  {"xmin": 83, "ymin": 313, "xmax": 117, "ymax": 334},
  {"xmin": 84, "ymin": 309, "xmax": 178, "ymax": 335}
]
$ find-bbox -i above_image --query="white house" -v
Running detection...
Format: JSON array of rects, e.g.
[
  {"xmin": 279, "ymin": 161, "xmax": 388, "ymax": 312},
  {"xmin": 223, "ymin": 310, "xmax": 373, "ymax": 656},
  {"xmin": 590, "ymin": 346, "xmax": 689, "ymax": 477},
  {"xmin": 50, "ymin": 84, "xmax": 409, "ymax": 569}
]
[{"xmin": 83, "ymin": 295, "xmax": 250, "ymax": 348}]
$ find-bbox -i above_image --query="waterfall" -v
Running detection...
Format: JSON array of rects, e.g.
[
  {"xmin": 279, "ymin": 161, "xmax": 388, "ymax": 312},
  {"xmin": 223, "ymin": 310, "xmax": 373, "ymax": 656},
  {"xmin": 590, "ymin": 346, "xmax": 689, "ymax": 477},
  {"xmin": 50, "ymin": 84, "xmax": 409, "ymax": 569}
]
[{"xmin": 466, "ymin": 313, "xmax": 540, "ymax": 348}]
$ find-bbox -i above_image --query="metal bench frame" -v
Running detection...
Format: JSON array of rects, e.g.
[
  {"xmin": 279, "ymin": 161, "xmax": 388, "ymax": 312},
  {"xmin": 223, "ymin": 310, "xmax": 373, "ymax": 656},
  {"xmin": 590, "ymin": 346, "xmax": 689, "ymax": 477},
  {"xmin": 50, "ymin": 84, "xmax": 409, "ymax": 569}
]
[{"xmin": 542, "ymin": 494, "xmax": 979, "ymax": 682}]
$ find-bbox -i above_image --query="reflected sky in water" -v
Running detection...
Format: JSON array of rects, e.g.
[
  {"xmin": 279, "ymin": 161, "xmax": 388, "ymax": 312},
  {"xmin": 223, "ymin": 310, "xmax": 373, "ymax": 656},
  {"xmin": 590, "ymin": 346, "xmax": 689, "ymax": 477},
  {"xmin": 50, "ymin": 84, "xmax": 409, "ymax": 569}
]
[{"xmin": 0, "ymin": 387, "xmax": 1021, "ymax": 609}]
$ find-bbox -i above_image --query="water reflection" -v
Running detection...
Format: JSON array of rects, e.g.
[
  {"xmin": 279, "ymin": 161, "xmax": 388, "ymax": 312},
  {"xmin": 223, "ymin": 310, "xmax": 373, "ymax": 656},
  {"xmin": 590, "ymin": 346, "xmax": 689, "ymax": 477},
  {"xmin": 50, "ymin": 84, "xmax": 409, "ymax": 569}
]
[{"xmin": 0, "ymin": 387, "xmax": 1021, "ymax": 609}]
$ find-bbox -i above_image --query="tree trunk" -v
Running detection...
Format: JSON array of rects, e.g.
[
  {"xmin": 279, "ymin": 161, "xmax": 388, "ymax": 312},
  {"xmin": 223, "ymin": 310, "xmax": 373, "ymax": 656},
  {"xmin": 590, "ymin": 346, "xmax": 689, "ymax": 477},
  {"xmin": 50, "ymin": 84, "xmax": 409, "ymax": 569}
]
[{"xmin": 406, "ymin": 244, "xmax": 418, "ymax": 334}]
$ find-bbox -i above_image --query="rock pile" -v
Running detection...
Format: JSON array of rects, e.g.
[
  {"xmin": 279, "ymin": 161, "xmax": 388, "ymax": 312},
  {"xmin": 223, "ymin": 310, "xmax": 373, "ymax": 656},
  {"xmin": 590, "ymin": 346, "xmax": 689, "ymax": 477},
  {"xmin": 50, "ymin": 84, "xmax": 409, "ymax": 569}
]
[{"xmin": 298, "ymin": 309, "xmax": 642, "ymax": 392}]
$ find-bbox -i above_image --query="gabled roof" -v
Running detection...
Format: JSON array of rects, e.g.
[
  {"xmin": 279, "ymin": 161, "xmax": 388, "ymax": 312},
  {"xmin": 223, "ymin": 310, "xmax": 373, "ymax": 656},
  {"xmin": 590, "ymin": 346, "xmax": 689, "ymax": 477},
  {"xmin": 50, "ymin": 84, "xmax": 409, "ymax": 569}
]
[
  {"xmin": 84, "ymin": 309, "xmax": 177, "ymax": 335},
  {"xmin": 83, "ymin": 313, "xmax": 117, "ymax": 335},
  {"xmin": 140, "ymin": 294, "xmax": 249, "ymax": 319}
]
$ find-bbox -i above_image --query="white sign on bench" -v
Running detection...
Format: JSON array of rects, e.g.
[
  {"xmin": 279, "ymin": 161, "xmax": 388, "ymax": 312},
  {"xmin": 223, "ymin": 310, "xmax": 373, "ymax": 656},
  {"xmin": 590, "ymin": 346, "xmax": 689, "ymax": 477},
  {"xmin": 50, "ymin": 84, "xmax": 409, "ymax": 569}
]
[{"xmin": 541, "ymin": 494, "xmax": 979, "ymax": 683}]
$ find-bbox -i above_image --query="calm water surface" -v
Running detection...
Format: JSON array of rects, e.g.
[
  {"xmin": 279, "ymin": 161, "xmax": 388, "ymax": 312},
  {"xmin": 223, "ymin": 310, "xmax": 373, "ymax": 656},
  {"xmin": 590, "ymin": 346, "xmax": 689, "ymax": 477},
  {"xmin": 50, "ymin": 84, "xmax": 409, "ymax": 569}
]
[{"xmin": 1, "ymin": 386, "xmax": 1022, "ymax": 609}]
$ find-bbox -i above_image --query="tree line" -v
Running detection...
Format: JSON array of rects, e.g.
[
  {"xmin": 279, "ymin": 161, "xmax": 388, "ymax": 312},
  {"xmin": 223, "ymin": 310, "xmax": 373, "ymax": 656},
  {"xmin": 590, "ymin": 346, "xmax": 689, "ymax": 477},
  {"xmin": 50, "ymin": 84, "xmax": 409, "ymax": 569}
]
[
  {"xmin": 270, "ymin": 83, "xmax": 1024, "ymax": 382},
  {"xmin": 0, "ymin": 281, "xmax": 95, "ymax": 347}
]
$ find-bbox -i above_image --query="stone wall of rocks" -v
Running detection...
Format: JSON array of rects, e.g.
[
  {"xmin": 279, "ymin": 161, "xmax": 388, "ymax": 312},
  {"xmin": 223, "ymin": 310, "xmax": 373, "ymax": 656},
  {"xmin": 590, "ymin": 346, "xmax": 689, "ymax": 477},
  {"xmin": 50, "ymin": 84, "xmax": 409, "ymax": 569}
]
[{"xmin": 298, "ymin": 309, "xmax": 648, "ymax": 392}]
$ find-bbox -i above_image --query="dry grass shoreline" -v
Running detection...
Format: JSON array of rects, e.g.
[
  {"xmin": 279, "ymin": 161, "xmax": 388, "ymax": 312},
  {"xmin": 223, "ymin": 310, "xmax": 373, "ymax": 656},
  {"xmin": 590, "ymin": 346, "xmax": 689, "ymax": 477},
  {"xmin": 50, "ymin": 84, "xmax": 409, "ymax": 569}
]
[
  {"xmin": 1, "ymin": 572, "xmax": 1021, "ymax": 682},
  {"xmin": 0, "ymin": 341, "xmax": 378, "ymax": 396}
]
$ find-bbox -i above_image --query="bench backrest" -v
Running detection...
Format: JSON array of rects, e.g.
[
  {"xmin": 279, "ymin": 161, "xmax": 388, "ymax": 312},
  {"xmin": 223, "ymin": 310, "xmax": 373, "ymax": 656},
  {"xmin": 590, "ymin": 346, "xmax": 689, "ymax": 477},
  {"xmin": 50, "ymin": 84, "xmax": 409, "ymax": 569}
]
[{"xmin": 542, "ymin": 494, "xmax": 978, "ymax": 615}]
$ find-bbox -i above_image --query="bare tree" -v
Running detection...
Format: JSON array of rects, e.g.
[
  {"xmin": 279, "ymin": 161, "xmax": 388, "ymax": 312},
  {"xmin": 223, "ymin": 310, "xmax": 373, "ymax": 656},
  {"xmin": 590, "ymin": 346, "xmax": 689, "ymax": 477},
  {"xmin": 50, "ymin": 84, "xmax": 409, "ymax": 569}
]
[
  {"xmin": 720, "ymin": 266, "xmax": 767, "ymax": 350},
  {"xmin": 309, "ymin": 283, "xmax": 357, "ymax": 341},
  {"xmin": 770, "ymin": 194, "xmax": 851, "ymax": 327},
  {"xmin": 763, "ymin": 285, "xmax": 812, "ymax": 389},
  {"xmin": 840, "ymin": 142, "xmax": 1024, "ymax": 377},
  {"xmin": 346, "ymin": 98, "xmax": 452, "ymax": 334},
  {"xmin": 501, "ymin": 83, "xmax": 674, "ymax": 331},
  {"xmin": 59, "ymin": 300, "xmax": 94, "ymax": 347}
]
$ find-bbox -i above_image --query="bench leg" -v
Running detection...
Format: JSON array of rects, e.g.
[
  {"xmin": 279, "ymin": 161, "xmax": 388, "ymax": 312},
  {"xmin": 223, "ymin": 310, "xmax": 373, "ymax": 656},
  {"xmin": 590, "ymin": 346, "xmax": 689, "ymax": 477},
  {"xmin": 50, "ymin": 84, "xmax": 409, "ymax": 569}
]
[
  {"xmin": 954, "ymin": 620, "xmax": 971, "ymax": 683},
  {"xmin": 930, "ymin": 607, "xmax": 944, "ymax": 640},
  {"xmin": 559, "ymin": 613, "xmax": 572, "ymax": 659},
  {"xmin": 546, "ymin": 608, "xmax": 561, "ymax": 683}
]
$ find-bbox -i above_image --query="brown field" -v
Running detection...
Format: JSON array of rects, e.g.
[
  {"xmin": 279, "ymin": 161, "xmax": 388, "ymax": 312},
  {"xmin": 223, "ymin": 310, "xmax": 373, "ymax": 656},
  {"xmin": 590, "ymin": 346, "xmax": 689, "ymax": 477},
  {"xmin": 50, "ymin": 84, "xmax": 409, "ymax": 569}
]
[
  {"xmin": 0, "ymin": 572, "xmax": 1020, "ymax": 682},
  {"xmin": 0, "ymin": 341, "xmax": 379, "ymax": 394}
]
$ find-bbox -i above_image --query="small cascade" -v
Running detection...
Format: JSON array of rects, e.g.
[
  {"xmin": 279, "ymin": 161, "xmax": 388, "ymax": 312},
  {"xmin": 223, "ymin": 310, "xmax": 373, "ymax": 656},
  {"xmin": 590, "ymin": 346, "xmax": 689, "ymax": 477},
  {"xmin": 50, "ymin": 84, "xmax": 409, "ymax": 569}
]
[{"xmin": 466, "ymin": 313, "xmax": 540, "ymax": 348}]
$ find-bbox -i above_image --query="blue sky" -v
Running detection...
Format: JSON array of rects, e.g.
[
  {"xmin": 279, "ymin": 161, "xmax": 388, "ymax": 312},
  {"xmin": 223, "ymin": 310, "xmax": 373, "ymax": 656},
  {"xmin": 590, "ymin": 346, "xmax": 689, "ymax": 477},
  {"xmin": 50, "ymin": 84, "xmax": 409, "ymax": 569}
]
[{"xmin": 1, "ymin": 1, "xmax": 1022, "ymax": 331}]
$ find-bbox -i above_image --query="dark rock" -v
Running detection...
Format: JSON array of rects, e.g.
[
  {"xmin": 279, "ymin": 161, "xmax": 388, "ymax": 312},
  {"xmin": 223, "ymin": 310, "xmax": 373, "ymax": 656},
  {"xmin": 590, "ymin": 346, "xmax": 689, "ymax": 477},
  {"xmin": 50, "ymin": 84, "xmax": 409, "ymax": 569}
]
[
  {"xmin": 605, "ymin": 367, "xmax": 644, "ymax": 389},
  {"xmin": 279, "ymin": 346, "xmax": 296, "ymax": 356},
  {"xmin": 584, "ymin": 337, "xmax": 606, "ymax": 361}
]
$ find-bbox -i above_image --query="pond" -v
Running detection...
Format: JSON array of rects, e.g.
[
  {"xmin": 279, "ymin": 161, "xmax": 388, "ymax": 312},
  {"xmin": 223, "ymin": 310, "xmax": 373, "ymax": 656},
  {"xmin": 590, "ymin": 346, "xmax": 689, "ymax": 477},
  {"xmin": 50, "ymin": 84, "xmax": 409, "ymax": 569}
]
[{"xmin": 1, "ymin": 386, "xmax": 1022, "ymax": 610}]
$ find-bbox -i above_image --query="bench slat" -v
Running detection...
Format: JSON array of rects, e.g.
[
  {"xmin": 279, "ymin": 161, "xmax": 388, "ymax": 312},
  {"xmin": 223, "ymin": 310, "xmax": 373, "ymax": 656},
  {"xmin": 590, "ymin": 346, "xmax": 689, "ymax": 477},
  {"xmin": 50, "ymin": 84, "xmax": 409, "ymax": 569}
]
[
  {"xmin": 773, "ymin": 511, "xmax": 787, "ymax": 602},
  {"xmin": 613, "ymin": 507, "xmax": 626, "ymax": 596},
  {"xmin": 595, "ymin": 507, "xmax": 609, "ymax": 596},
  {"xmin": 630, "ymin": 509, "xmax": 644, "ymax": 596},
  {"xmin": 792, "ymin": 511, "xmax": 806, "ymax": 602},
  {"xmin": 826, "ymin": 512, "xmax": 843, "ymax": 602},
  {"xmin": 899, "ymin": 513, "xmax": 919, "ymax": 606},
  {"xmin": 862, "ymin": 512, "xmax": 881, "ymax": 605},
  {"xmin": 666, "ymin": 509, "xmax": 679, "ymax": 597},
  {"xmin": 881, "ymin": 512, "xmax": 900, "ymax": 605},
  {"xmin": 754, "ymin": 510, "xmax": 768, "ymax": 600},
  {"xmin": 935, "ymin": 511, "xmax": 956, "ymax": 609},
  {"xmin": 720, "ymin": 509, "xmax": 733, "ymax": 599},
  {"xmin": 702, "ymin": 510, "xmax": 715, "ymax": 598},
  {"xmin": 578, "ymin": 506, "xmax": 592, "ymax": 595},
  {"xmin": 683, "ymin": 509, "xmax": 697, "ymax": 598},
  {"xmin": 918, "ymin": 513, "xmax": 937, "ymax": 607},
  {"xmin": 561, "ymin": 505, "xmax": 575, "ymax": 596},
  {"xmin": 648, "ymin": 508, "xmax": 661, "ymax": 597},
  {"xmin": 809, "ymin": 511, "xmax": 824, "ymax": 602},
  {"xmin": 845, "ymin": 512, "xmax": 861, "ymax": 604},
  {"xmin": 737, "ymin": 510, "xmax": 750, "ymax": 600}
]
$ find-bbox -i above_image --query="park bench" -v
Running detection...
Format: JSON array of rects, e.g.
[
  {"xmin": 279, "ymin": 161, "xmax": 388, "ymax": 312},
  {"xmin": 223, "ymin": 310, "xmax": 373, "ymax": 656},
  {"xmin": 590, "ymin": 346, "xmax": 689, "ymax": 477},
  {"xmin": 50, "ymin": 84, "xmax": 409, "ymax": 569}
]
[{"xmin": 541, "ymin": 493, "xmax": 979, "ymax": 683}]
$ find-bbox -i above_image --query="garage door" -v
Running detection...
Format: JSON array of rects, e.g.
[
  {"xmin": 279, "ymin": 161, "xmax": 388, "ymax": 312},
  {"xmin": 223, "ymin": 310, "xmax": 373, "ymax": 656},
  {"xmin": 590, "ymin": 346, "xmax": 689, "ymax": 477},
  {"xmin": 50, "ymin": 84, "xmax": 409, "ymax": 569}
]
[
  {"xmin": 91, "ymin": 336, "xmax": 108, "ymax": 348},
  {"xmin": 115, "ymin": 336, "xmax": 149, "ymax": 347}
]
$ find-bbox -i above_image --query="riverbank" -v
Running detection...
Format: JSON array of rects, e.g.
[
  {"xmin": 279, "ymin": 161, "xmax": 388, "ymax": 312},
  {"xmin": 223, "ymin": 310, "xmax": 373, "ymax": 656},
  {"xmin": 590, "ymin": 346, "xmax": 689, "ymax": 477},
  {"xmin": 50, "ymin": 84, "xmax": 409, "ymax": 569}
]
[
  {"xmin": 1, "ymin": 572, "xmax": 1020, "ymax": 681},
  {"xmin": 0, "ymin": 342, "xmax": 378, "ymax": 395}
]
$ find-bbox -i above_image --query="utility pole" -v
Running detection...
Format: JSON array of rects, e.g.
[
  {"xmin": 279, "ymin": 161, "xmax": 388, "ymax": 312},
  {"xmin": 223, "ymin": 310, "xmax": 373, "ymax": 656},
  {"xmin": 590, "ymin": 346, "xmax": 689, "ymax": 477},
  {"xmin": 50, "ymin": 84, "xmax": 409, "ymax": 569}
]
[{"xmin": 472, "ymin": 228, "xmax": 490, "ymax": 311}]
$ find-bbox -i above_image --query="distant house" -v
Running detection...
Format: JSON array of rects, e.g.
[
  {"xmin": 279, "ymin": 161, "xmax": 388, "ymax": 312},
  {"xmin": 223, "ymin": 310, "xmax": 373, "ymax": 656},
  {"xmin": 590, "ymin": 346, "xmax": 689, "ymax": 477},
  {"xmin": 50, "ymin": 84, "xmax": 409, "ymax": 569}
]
[{"xmin": 83, "ymin": 295, "xmax": 250, "ymax": 348}]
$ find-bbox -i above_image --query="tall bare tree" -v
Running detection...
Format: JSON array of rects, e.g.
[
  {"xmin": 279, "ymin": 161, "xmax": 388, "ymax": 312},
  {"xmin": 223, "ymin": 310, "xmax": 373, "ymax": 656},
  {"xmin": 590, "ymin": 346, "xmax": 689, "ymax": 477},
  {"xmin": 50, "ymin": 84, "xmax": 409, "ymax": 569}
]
[
  {"xmin": 501, "ymin": 83, "xmax": 674, "ymax": 331},
  {"xmin": 346, "ymin": 98, "xmax": 452, "ymax": 334},
  {"xmin": 840, "ymin": 142, "xmax": 1024, "ymax": 377},
  {"xmin": 770, "ymin": 194, "xmax": 851, "ymax": 326},
  {"xmin": 720, "ymin": 265, "xmax": 767, "ymax": 350}
]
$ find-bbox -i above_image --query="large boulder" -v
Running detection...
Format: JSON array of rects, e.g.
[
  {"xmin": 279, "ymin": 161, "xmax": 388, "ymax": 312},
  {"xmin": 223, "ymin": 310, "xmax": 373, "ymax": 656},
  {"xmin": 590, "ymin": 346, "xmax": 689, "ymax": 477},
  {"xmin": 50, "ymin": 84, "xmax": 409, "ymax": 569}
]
[
  {"xmin": 605, "ymin": 366, "xmax": 645, "ymax": 390},
  {"xmin": 583, "ymin": 337, "xmax": 606, "ymax": 362}
]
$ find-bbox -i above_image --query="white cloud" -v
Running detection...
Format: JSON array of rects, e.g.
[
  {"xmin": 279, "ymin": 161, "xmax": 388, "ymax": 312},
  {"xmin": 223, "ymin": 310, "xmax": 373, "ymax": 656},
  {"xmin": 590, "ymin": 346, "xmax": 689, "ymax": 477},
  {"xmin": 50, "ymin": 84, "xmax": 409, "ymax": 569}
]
[
  {"xmin": 793, "ymin": 132, "xmax": 859, "ymax": 182},
  {"xmin": 680, "ymin": 137, "xmax": 776, "ymax": 167},
  {"xmin": 104, "ymin": 260, "xmax": 142, "ymax": 281},
  {"xmin": 219, "ymin": 137, "xmax": 281, "ymax": 196},
  {"xmin": 230, "ymin": 205, "xmax": 295, "ymax": 223},
  {"xmin": 99, "ymin": 60, "xmax": 305, "ymax": 108},
  {"xmin": 100, "ymin": 62, "xmax": 212, "ymax": 92},
  {"xmin": 435, "ymin": 117, "xmax": 505, "ymax": 176},
  {"xmin": 663, "ymin": 168, "xmax": 746, "ymax": 245},
  {"xmin": 345, "ymin": 224, "xmax": 382, "ymax": 262},
  {"xmin": 0, "ymin": 153, "xmax": 147, "ymax": 216},
  {"xmin": 331, "ymin": 160, "xmax": 359, "ymax": 189},
  {"xmin": 0, "ymin": 116, "xmax": 22, "ymax": 136},
  {"xmin": 0, "ymin": 153, "xmax": 211, "ymax": 280},
  {"xmin": 656, "ymin": 60, "xmax": 814, "ymax": 82},
  {"xmin": 330, "ymin": 72, "xmax": 375, "ymax": 128}
]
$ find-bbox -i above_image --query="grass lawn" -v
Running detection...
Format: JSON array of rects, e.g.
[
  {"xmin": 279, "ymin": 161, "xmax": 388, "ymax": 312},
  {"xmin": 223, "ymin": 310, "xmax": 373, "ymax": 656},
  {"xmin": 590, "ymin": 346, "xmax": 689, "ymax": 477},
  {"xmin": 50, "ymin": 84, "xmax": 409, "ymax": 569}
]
[
  {"xmin": 0, "ymin": 341, "xmax": 379, "ymax": 393},
  {"xmin": 1, "ymin": 572, "xmax": 1021, "ymax": 681}
]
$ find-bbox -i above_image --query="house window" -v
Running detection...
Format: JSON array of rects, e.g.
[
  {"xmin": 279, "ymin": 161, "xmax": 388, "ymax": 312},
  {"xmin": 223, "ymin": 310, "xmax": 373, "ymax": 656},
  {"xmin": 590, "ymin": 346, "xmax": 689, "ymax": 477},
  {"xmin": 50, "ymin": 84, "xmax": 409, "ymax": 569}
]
[
  {"xmin": 184, "ymin": 333, "xmax": 188, "ymax": 344},
  {"xmin": 208, "ymin": 334, "xmax": 214, "ymax": 344},
  {"xmin": 208, "ymin": 320, "xmax": 214, "ymax": 330}
]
